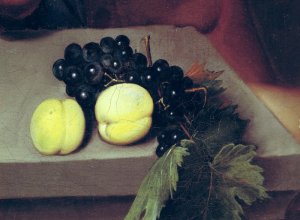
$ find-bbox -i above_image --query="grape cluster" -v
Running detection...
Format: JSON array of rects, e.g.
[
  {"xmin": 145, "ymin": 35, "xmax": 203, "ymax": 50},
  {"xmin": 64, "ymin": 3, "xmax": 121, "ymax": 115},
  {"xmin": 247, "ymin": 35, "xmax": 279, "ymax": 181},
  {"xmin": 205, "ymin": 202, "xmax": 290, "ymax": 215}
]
[
  {"xmin": 53, "ymin": 35, "xmax": 138, "ymax": 108},
  {"xmin": 52, "ymin": 35, "xmax": 203, "ymax": 157}
]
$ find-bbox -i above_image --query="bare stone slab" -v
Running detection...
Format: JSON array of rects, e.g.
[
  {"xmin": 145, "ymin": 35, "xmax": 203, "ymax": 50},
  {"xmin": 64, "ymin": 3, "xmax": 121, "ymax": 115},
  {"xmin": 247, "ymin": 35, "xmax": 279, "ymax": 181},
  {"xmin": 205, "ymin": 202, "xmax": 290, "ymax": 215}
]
[{"xmin": 0, "ymin": 26, "xmax": 299, "ymax": 199}]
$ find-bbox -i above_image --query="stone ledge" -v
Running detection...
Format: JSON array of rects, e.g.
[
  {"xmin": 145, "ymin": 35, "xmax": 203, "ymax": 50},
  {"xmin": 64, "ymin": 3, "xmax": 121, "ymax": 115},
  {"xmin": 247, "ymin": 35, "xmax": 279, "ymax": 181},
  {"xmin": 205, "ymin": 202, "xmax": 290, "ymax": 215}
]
[{"xmin": 0, "ymin": 26, "xmax": 299, "ymax": 199}]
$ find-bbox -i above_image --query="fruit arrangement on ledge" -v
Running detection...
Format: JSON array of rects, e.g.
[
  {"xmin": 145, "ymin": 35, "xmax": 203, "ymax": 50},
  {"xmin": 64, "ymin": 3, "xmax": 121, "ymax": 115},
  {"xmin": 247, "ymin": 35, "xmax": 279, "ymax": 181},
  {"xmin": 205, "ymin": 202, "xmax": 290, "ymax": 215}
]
[{"xmin": 30, "ymin": 34, "xmax": 268, "ymax": 219}]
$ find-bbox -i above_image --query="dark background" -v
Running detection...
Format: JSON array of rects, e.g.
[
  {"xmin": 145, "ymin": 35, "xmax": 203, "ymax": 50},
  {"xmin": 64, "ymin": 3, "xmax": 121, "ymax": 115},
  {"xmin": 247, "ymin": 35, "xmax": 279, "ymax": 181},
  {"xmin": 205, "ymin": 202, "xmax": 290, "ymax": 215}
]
[{"xmin": 247, "ymin": 0, "xmax": 300, "ymax": 86}]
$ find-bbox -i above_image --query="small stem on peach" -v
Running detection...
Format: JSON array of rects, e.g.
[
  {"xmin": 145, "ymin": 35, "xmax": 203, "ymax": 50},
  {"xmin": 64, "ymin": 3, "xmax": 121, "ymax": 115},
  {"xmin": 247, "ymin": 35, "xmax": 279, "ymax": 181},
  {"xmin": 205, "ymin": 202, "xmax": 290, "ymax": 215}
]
[{"xmin": 104, "ymin": 73, "xmax": 125, "ymax": 87}]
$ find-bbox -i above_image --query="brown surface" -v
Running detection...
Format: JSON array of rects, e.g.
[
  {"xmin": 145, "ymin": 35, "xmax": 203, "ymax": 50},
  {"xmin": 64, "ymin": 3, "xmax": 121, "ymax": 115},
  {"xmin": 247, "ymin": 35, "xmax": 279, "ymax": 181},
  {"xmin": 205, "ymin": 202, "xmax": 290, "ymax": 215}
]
[
  {"xmin": 0, "ymin": 26, "xmax": 300, "ymax": 200},
  {"xmin": 0, "ymin": 196, "xmax": 133, "ymax": 220},
  {"xmin": 0, "ymin": 192, "xmax": 297, "ymax": 220},
  {"xmin": 285, "ymin": 192, "xmax": 300, "ymax": 220}
]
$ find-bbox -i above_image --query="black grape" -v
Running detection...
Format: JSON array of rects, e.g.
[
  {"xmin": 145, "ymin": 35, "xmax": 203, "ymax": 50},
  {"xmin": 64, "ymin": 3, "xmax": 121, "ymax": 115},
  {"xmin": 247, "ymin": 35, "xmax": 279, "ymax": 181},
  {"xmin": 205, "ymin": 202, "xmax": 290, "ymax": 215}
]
[
  {"xmin": 65, "ymin": 84, "xmax": 78, "ymax": 97},
  {"xmin": 170, "ymin": 66, "xmax": 184, "ymax": 83},
  {"xmin": 75, "ymin": 84, "xmax": 97, "ymax": 108},
  {"xmin": 170, "ymin": 128, "xmax": 185, "ymax": 144},
  {"xmin": 84, "ymin": 62, "xmax": 104, "ymax": 85},
  {"xmin": 140, "ymin": 67, "xmax": 156, "ymax": 88},
  {"xmin": 114, "ymin": 46, "xmax": 133, "ymax": 62},
  {"xmin": 126, "ymin": 71, "xmax": 141, "ymax": 84},
  {"xmin": 82, "ymin": 42, "xmax": 102, "ymax": 62},
  {"xmin": 156, "ymin": 144, "xmax": 171, "ymax": 157},
  {"xmin": 52, "ymin": 59, "xmax": 66, "ymax": 81},
  {"xmin": 132, "ymin": 53, "xmax": 147, "ymax": 69},
  {"xmin": 153, "ymin": 59, "xmax": 170, "ymax": 81},
  {"xmin": 100, "ymin": 54, "xmax": 113, "ymax": 69},
  {"xmin": 64, "ymin": 43, "xmax": 83, "ymax": 64},
  {"xmin": 115, "ymin": 35, "xmax": 130, "ymax": 48},
  {"xmin": 64, "ymin": 66, "xmax": 83, "ymax": 86},
  {"xmin": 164, "ymin": 107, "xmax": 183, "ymax": 123},
  {"xmin": 157, "ymin": 130, "xmax": 170, "ymax": 145},
  {"xmin": 163, "ymin": 86, "xmax": 183, "ymax": 105},
  {"xmin": 182, "ymin": 76, "xmax": 193, "ymax": 89},
  {"xmin": 108, "ymin": 59, "xmax": 123, "ymax": 75},
  {"xmin": 100, "ymin": 37, "xmax": 117, "ymax": 54}
]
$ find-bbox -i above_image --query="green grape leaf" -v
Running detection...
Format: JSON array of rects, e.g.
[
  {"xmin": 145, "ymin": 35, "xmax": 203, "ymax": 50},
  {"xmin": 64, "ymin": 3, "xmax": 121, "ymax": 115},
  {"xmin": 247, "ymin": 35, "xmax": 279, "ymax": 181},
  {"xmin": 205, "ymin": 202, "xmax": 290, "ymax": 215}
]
[
  {"xmin": 184, "ymin": 79, "xmax": 248, "ymax": 157},
  {"xmin": 207, "ymin": 143, "xmax": 269, "ymax": 220},
  {"xmin": 190, "ymin": 103, "xmax": 249, "ymax": 157},
  {"xmin": 125, "ymin": 141, "xmax": 191, "ymax": 220},
  {"xmin": 159, "ymin": 140, "xmax": 212, "ymax": 220}
]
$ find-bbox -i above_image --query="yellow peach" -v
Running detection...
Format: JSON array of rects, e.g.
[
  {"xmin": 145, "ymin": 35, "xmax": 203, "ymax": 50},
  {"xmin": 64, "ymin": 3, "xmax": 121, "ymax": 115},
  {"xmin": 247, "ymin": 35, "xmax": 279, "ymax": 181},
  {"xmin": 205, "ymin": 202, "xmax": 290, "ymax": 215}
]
[
  {"xmin": 95, "ymin": 83, "xmax": 154, "ymax": 145},
  {"xmin": 30, "ymin": 98, "xmax": 85, "ymax": 155}
]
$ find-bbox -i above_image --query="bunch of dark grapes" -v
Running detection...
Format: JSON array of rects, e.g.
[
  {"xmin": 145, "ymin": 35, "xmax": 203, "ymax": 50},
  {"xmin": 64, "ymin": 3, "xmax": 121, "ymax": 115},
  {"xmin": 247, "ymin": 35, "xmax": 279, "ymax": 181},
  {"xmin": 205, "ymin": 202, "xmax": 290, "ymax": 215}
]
[
  {"xmin": 52, "ymin": 35, "xmax": 205, "ymax": 157},
  {"xmin": 52, "ymin": 35, "xmax": 135, "ymax": 109}
]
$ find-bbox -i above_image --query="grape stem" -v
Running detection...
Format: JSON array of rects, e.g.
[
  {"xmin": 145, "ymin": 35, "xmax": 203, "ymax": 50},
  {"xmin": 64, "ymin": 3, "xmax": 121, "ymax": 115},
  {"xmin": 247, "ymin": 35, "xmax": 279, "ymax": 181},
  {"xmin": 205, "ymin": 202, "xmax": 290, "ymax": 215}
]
[
  {"xmin": 185, "ymin": 87, "xmax": 208, "ymax": 108},
  {"xmin": 142, "ymin": 35, "xmax": 153, "ymax": 67},
  {"xmin": 104, "ymin": 72, "xmax": 125, "ymax": 87},
  {"xmin": 141, "ymin": 34, "xmax": 194, "ymax": 142},
  {"xmin": 156, "ymin": 97, "xmax": 170, "ymax": 110},
  {"xmin": 179, "ymin": 123, "xmax": 194, "ymax": 142}
]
